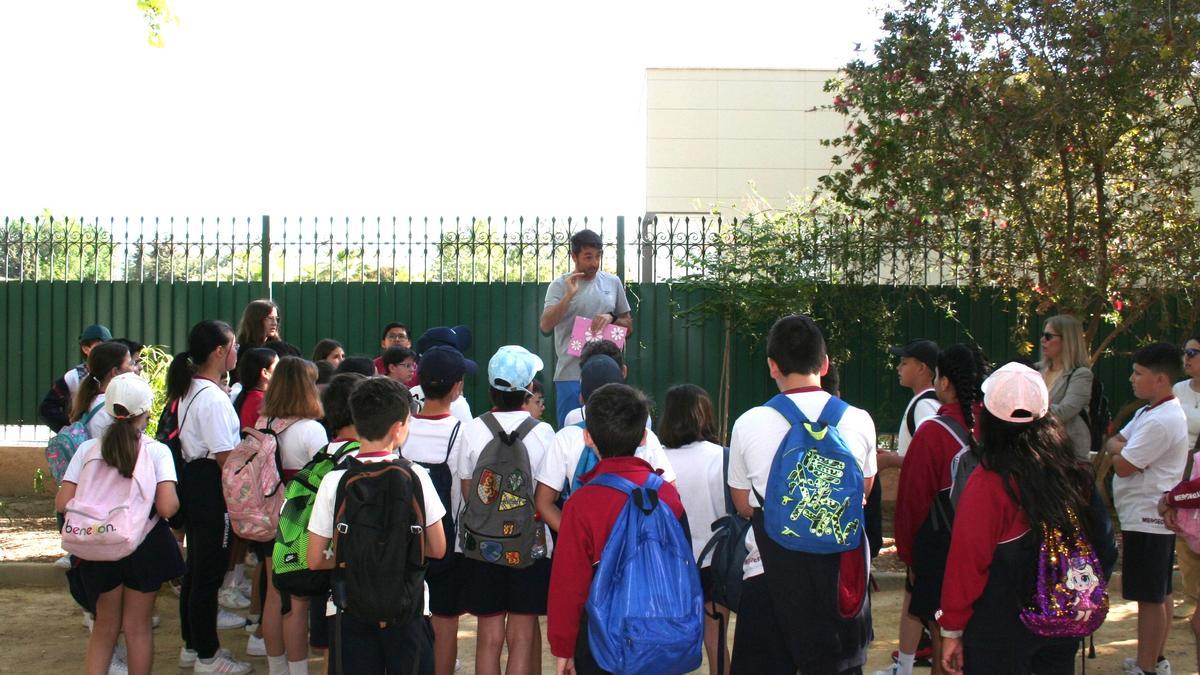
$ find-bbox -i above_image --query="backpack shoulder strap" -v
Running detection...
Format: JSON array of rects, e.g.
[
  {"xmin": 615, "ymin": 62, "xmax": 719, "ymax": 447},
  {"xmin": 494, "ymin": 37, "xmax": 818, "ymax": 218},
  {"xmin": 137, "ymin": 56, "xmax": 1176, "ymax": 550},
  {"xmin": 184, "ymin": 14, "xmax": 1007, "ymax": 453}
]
[
  {"xmin": 764, "ymin": 393, "xmax": 807, "ymax": 427},
  {"xmin": 332, "ymin": 440, "xmax": 361, "ymax": 463},
  {"xmin": 480, "ymin": 412, "xmax": 506, "ymax": 439},
  {"xmin": 81, "ymin": 401, "xmax": 106, "ymax": 426},
  {"xmin": 817, "ymin": 396, "xmax": 850, "ymax": 427},
  {"xmin": 586, "ymin": 472, "xmax": 638, "ymax": 495},
  {"xmin": 906, "ymin": 389, "xmax": 940, "ymax": 436},
  {"xmin": 512, "ymin": 416, "xmax": 540, "ymax": 441},
  {"xmin": 722, "ymin": 446, "xmax": 735, "ymax": 515},
  {"xmin": 928, "ymin": 415, "xmax": 971, "ymax": 448},
  {"xmin": 444, "ymin": 422, "xmax": 462, "ymax": 464}
]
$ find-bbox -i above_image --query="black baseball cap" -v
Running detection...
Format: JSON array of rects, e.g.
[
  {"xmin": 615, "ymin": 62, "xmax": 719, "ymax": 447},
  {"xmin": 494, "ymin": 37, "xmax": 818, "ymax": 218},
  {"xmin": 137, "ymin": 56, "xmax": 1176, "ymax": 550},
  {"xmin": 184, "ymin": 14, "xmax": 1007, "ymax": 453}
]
[
  {"xmin": 888, "ymin": 339, "xmax": 939, "ymax": 373},
  {"xmin": 416, "ymin": 325, "xmax": 473, "ymax": 356}
]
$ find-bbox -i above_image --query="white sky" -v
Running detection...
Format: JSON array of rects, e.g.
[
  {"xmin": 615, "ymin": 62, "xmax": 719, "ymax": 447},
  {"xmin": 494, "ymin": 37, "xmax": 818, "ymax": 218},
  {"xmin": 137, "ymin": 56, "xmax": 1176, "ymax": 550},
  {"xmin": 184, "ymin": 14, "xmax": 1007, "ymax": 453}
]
[{"xmin": 0, "ymin": 1, "xmax": 887, "ymax": 220}]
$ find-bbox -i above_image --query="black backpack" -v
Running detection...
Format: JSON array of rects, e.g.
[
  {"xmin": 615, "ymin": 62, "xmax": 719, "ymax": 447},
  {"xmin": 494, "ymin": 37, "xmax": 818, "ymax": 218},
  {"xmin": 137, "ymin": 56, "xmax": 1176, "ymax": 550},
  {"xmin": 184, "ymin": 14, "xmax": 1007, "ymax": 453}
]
[
  {"xmin": 698, "ymin": 447, "xmax": 751, "ymax": 613},
  {"xmin": 906, "ymin": 389, "xmax": 940, "ymax": 437},
  {"xmin": 154, "ymin": 397, "xmax": 189, "ymax": 529},
  {"xmin": 409, "ymin": 421, "xmax": 461, "ymax": 576},
  {"xmin": 330, "ymin": 456, "xmax": 428, "ymax": 626}
]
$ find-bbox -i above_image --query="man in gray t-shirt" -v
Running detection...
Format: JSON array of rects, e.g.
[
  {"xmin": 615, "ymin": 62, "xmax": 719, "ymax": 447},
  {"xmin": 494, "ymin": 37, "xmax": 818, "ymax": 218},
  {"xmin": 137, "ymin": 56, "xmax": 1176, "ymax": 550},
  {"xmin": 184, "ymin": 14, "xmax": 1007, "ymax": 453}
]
[{"xmin": 539, "ymin": 229, "xmax": 632, "ymax": 426}]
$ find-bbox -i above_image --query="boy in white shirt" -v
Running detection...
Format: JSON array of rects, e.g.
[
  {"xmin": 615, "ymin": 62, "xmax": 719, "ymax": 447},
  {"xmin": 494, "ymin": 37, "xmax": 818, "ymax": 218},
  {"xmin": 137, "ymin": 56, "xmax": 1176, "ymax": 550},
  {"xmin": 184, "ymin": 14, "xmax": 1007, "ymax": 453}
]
[
  {"xmin": 878, "ymin": 338, "xmax": 940, "ymax": 675},
  {"xmin": 727, "ymin": 314, "xmax": 877, "ymax": 675},
  {"xmin": 306, "ymin": 377, "xmax": 446, "ymax": 675},
  {"xmin": 1107, "ymin": 343, "xmax": 1189, "ymax": 675},
  {"xmin": 534, "ymin": 354, "xmax": 676, "ymax": 533},
  {"xmin": 401, "ymin": 346, "xmax": 473, "ymax": 675},
  {"xmin": 457, "ymin": 346, "xmax": 557, "ymax": 675}
]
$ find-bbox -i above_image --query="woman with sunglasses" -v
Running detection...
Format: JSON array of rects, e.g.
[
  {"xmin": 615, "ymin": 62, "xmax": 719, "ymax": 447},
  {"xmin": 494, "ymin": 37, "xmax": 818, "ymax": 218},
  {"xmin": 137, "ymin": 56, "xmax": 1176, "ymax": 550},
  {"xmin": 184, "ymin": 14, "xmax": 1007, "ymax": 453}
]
[{"xmin": 1036, "ymin": 314, "xmax": 1094, "ymax": 462}]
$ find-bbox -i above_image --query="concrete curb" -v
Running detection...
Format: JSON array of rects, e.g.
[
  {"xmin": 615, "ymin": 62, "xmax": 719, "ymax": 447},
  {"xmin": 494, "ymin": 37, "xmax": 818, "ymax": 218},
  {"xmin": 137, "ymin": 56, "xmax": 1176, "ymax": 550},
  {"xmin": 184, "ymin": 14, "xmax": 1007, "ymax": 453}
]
[{"xmin": 0, "ymin": 562, "xmax": 68, "ymax": 587}]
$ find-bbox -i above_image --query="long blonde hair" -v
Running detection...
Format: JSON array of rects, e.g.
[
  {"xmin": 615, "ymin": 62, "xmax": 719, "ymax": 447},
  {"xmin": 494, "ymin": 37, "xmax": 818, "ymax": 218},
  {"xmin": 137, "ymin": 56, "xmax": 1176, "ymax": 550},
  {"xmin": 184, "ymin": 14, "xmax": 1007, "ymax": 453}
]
[{"xmin": 1042, "ymin": 314, "xmax": 1090, "ymax": 370}]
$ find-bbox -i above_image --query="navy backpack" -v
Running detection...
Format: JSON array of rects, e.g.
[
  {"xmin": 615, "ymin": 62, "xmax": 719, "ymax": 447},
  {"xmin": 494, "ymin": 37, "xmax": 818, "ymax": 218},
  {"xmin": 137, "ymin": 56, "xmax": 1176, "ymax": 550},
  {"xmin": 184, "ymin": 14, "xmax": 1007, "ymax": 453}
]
[{"xmin": 585, "ymin": 472, "xmax": 703, "ymax": 675}]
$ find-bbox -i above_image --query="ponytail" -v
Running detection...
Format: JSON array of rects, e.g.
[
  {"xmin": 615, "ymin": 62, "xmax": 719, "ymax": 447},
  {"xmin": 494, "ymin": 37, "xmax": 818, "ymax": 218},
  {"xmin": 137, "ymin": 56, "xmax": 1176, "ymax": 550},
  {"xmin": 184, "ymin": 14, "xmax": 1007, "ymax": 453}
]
[
  {"xmin": 165, "ymin": 351, "xmax": 196, "ymax": 402},
  {"xmin": 166, "ymin": 320, "xmax": 235, "ymax": 401},
  {"xmin": 936, "ymin": 344, "xmax": 988, "ymax": 442},
  {"xmin": 100, "ymin": 405, "xmax": 142, "ymax": 478},
  {"xmin": 70, "ymin": 341, "xmax": 130, "ymax": 422}
]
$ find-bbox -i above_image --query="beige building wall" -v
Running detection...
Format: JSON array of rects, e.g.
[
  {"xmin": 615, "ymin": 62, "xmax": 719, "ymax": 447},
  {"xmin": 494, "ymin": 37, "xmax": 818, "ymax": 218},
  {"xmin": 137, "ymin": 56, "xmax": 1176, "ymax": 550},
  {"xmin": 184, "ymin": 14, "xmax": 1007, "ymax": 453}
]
[{"xmin": 645, "ymin": 68, "xmax": 844, "ymax": 215}]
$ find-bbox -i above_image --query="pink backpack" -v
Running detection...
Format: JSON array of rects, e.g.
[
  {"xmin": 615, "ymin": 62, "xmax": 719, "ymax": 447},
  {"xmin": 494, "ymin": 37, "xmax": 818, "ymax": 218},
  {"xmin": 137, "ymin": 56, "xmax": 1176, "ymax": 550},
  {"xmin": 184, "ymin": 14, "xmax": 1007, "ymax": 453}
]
[
  {"xmin": 1175, "ymin": 449, "xmax": 1200, "ymax": 553},
  {"xmin": 222, "ymin": 417, "xmax": 297, "ymax": 542},
  {"xmin": 61, "ymin": 438, "xmax": 159, "ymax": 561}
]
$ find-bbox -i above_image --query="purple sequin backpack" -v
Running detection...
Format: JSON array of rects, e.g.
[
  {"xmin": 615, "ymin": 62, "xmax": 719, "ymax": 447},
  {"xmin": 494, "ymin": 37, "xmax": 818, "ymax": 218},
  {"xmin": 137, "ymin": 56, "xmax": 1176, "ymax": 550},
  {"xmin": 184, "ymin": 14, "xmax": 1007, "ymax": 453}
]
[{"xmin": 1020, "ymin": 508, "xmax": 1108, "ymax": 638}]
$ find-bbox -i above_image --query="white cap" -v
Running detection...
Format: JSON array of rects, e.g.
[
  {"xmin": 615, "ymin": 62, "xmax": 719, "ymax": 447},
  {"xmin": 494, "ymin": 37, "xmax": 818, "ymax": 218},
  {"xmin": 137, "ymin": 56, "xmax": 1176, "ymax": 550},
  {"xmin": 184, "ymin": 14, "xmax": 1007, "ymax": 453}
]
[
  {"xmin": 104, "ymin": 373, "xmax": 155, "ymax": 420},
  {"xmin": 981, "ymin": 362, "xmax": 1049, "ymax": 423}
]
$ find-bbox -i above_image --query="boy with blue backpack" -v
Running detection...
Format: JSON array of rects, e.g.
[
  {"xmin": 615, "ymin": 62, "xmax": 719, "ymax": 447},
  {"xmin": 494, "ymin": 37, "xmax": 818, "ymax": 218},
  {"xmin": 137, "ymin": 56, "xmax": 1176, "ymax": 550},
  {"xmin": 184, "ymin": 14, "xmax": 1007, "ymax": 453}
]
[
  {"xmin": 547, "ymin": 382, "xmax": 703, "ymax": 675},
  {"xmin": 727, "ymin": 314, "xmax": 877, "ymax": 675}
]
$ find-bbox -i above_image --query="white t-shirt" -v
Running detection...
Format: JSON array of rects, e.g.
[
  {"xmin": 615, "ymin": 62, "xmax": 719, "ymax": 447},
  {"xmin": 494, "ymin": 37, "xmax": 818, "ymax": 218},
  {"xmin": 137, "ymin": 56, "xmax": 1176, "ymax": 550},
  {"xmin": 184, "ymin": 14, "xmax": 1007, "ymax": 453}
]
[
  {"xmin": 178, "ymin": 379, "xmax": 241, "ymax": 462},
  {"xmin": 83, "ymin": 393, "xmax": 114, "ymax": 440},
  {"xmin": 409, "ymin": 386, "xmax": 472, "ymax": 424},
  {"xmin": 536, "ymin": 424, "xmax": 677, "ymax": 496},
  {"xmin": 896, "ymin": 388, "xmax": 940, "ymax": 456},
  {"xmin": 64, "ymin": 365, "xmax": 86, "ymax": 396},
  {"xmin": 275, "ymin": 419, "xmax": 329, "ymax": 471},
  {"xmin": 562, "ymin": 406, "xmax": 652, "ymax": 430},
  {"xmin": 401, "ymin": 414, "xmax": 465, "ymax": 534},
  {"xmin": 307, "ymin": 451, "xmax": 445, "ymax": 617},
  {"xmin": 62, "ymin": 437, "xmax": 177, "ymax": 484},
  {"xmin": 1114, "ymin": 397, "xmax": 1189, "ymax": 534},
  {"xmin": 1172, "ymin": 381, "xmax": 1200, "ymax": 452},
  {"xmin": 665, "ymin": 440, "xmax": 725, "ymax": 564},
  {"xmin": 227, "ymin": 382, "xmax": 242, "ymax": 404},
  {"xmin": 457, "ymin": 411, "xmax": 556, "ymax": 555},
  {"xmin": 728, "ymin": 389, "xmax": 877, "ymax": 508}
]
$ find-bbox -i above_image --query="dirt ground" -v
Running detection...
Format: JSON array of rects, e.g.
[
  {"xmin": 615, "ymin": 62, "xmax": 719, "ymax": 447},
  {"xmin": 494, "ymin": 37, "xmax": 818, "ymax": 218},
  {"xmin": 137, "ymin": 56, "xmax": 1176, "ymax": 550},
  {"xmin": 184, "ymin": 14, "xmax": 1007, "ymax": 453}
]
[{"xmin": 0, "ymin": 585, "xmax": 1196, "ymax": 674}]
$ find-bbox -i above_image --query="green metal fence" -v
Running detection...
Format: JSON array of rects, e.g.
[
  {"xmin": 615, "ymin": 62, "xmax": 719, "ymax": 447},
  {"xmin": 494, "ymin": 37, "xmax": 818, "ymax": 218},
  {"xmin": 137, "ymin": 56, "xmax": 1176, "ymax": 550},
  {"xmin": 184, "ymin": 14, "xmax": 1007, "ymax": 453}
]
[{"xmin": 0, "ymin": 279, "xmax": 1171, "ymax": 442}]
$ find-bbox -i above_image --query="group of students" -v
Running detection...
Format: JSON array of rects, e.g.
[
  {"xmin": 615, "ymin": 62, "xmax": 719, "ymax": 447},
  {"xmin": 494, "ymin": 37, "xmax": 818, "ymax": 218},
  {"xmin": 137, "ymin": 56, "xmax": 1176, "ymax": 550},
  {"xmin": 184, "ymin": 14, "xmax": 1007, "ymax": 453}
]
[{"xmin": 41, "ymin": 296, "xmax": 1200, "ymax": 675}]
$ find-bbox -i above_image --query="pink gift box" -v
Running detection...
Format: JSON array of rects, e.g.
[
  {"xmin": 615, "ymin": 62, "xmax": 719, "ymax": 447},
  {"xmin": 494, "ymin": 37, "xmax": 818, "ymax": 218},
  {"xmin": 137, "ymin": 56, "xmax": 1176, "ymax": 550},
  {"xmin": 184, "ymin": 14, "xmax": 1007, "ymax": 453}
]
[{"xmin": 566, "ymin": 316, "xmax": 628, "ymax": 357}]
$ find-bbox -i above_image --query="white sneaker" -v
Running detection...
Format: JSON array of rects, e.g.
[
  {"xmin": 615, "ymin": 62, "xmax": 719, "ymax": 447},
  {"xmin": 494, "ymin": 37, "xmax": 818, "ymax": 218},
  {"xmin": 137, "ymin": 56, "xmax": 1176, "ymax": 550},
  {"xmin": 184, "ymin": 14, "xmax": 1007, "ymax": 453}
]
[
  {"xmin": 454, "ymin": 657, "xmax": 461, "ymax": 672},
  {"xmin": 244, "ymin": 615, "xmax": 261, "ymax": 635},
  {"xmin": 193, "ymin": 652, "xmax": 253, "ymax": 674},
  {"xmin": 181, "ymin": 647, "xmax": 236, "ymax": 668},
  {"xmin": 245, "ymin": 634, "xmax": 266, "ymax": 657},
  {"xmin": 151, "ymin": 614, "xmax": 161, "ymax": 629},
  {"xmin": 54, "ymin": 554, "xmax": 73, "ymax": 569},
  {"xmin": 219, "ymin": 587, "xmax": 251, "ymax": 610},
  {"xmin": 82, "ymin": 610, "xmax": 94, "ymax": 631},
  {"xmin": 1124, "ymin": 657, "xmax": 1172, "ymax": 674},
  {"xmin": 107, "ymin": 652, "xmax": 128, "ymax": 675},
  {"xmin": 218, "ymin": 608, "xmax": 248, "ymax": 630}
]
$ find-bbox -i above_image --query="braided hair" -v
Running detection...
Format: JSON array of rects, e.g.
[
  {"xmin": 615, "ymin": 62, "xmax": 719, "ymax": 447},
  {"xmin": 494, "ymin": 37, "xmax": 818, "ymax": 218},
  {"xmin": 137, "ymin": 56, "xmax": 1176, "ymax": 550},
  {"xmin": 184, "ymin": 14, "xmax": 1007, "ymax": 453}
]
[{"xmin": 935, "ymin": 343, "xmax": 988, "ymax": 439}]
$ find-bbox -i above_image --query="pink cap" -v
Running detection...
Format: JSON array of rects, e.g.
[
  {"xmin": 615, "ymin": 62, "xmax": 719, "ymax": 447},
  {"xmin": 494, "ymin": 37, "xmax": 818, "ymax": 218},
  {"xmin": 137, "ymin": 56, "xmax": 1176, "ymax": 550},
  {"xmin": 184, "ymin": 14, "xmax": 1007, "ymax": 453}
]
[{"xmin": 981, "ymin": 362, "xmax": 1049, "ymax": 423}]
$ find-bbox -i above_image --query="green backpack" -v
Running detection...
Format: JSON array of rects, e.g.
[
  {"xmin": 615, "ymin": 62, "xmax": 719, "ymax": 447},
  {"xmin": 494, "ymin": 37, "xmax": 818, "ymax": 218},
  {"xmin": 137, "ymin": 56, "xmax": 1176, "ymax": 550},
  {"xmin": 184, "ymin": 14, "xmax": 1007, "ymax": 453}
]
[{"xmin": 272, "ymin": 440, "xmax": 360, "ymax": 597}]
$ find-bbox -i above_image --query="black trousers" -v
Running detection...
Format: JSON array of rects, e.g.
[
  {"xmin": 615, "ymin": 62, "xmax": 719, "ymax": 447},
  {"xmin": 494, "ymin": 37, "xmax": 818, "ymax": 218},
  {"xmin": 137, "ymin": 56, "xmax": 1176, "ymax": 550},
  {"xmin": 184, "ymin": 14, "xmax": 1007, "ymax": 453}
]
[{"xmin": 179, "ymin": 459, "xmax": 232, "ymax": 659}]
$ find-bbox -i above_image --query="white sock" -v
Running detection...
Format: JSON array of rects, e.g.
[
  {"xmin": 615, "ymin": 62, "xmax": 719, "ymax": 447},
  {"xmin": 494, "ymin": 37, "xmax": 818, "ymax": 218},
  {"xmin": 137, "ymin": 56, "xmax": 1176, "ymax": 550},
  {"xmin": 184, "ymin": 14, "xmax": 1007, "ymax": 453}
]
[
  {"xmin": 897, "ymin": 652, "xmax": 916, "ymax": 675},
  {"xmin": 267, "ymin": 654, "xmax": 289, "ymax": 675},
  {"xmin": 288, "ymin": 659, "xmax": 309, "ymax": 675},
  {"xmin": 231, "ymin": 563, "xmax": 246, "ymax": 586}
]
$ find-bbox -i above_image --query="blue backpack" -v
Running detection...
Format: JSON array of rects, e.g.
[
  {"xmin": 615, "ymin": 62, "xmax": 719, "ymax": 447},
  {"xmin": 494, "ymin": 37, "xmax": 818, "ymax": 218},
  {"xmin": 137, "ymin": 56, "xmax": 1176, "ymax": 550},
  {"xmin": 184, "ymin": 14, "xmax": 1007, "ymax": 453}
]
[
  {"xmin": 761, "ymin": 394, "xmax": 864, "ymax": 554},
  {"xmin": 585, "ymin": 472, "xmax": 703, "ymax": 675}
]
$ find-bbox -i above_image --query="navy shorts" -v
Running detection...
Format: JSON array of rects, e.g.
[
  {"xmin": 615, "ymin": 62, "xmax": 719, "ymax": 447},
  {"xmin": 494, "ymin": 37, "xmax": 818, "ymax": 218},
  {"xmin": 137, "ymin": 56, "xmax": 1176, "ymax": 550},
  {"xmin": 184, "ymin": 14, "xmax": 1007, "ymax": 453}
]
[
  {"xmin": 1122, "ymin": 531, "xmax": 1175, "ymax": 602},
  {"xmin": 460, "ymin": 556, "xmax": 551, "ymax": 616},
  {"xmin": 76, "ymin": 519, "xmax": 185, "ymax": 606},
  {"xmin": 427, "ymin": 553, "xmax": 465, "ymax": 617}
]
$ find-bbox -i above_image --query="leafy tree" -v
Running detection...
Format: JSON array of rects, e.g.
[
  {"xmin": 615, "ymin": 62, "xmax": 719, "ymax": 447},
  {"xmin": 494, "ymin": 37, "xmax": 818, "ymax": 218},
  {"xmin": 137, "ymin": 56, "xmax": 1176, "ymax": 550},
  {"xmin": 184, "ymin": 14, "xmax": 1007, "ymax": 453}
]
[
  {"xmin": 672, "ymin": 205, "xmax": 897, "ymax": 437},
  {"xmin": 126, "ymin": 235, "xmax": 263, "ymax": 282},
  {"xmin": 820, "ymin": 0, "xmax": 1200, "ymax": 360},
  {"xmin": 137, "ymin": 0, "xmax": 176, "ymax": 48},
  {"xmin": 1, "ymin": 212, "xmax": 117, "ymax": 281}
]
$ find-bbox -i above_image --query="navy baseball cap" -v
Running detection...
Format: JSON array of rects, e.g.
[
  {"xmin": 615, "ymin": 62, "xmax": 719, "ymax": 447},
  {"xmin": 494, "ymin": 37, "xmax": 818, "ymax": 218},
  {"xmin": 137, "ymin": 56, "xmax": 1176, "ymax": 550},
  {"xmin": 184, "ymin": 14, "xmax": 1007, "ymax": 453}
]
[
  {"xmin": 580, "ymin": 355, "xmax": 624, "ymax": 402},
  {"xmin": 419, "ymin": 345, "xmax": 477, "ymax": 387},
  {"xmin": 80, "ymin": 324, "xmax": 112, "ymax": 343},
  {"xmin": 416, "ymin": 325, "xmax": 473, "ymax": 356}
]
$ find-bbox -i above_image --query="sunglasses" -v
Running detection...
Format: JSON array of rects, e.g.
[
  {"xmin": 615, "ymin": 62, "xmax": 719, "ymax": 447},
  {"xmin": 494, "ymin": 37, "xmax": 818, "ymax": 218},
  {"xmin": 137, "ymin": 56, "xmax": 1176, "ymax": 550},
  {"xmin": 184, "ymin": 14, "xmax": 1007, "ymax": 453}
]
[
  {"xmin": 1041, "ymin": 332, "xmax": 1060, "ymax": 341},
  {"xmin": 1186, "ymin": 348, "xmax": 1200, "ymax": 358}
]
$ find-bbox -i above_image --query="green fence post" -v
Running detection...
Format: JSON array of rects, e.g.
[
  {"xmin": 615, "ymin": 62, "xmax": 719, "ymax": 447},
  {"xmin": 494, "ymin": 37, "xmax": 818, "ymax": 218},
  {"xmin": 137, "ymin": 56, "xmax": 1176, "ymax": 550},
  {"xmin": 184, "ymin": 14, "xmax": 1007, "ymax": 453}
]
[{"xmin": 261, "ymin": 214, "xmax": 272, "ymax": 298}]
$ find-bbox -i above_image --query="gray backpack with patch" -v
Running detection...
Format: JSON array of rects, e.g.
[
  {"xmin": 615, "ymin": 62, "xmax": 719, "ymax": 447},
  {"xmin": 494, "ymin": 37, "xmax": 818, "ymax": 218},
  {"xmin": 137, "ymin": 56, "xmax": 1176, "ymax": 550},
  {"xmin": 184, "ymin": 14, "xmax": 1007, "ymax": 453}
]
[{"xmin": 460, "ymin": 413, "xmax": 543, "ymax": 569}]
